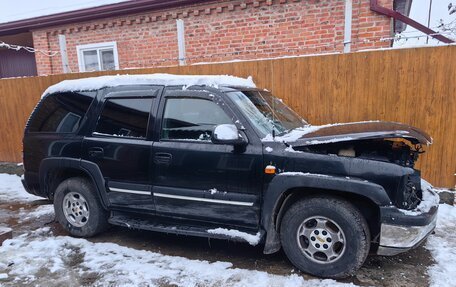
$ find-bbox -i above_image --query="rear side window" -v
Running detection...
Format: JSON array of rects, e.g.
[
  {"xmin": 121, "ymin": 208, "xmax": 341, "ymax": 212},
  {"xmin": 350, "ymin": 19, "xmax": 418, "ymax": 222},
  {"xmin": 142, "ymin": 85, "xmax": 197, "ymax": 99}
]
[
  {"xmin": 94, "ymin": 98, "xmax": 153, "ymax": 139},
  {"xmin": 27, "ymin": 92, "xmax": 96, "ymax": 133}
]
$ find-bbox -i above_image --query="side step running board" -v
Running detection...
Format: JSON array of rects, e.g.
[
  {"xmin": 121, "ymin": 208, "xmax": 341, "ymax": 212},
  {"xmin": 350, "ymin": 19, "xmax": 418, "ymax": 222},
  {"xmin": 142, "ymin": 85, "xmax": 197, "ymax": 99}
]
[{"xmin": 108, "ymin": 213, "xmax": 263, "ymax": 245}]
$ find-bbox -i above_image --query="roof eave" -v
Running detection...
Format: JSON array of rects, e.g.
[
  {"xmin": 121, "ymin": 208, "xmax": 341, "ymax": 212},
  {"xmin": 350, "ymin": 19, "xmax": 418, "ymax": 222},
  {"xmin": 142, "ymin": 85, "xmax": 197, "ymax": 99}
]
[{"xmin": 0, "ymin": 0, "xmax": 213, "ymax": 36}]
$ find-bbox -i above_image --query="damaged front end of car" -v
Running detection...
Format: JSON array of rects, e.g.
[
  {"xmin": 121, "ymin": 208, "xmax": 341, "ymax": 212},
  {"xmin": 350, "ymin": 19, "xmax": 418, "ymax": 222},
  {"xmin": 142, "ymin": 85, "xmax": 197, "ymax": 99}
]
[
  {"xmin": 276, "ymin": 121, "xmax": 439, "ymax": 255},
  {"xmin": 376, "ymin": 179, "xmax": 439, "ymax": 255}
]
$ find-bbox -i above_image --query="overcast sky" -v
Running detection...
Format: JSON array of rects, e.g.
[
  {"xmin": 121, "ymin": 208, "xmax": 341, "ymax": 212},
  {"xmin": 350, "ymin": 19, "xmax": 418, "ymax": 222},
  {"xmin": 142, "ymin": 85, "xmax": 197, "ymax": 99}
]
[
  {"xmin": 0, "ymin": 0, "xmax": 127, "ymax": 23},
  {"xmin": 0, "ymin": 0, "xmax": 454, "ymax": 46}
]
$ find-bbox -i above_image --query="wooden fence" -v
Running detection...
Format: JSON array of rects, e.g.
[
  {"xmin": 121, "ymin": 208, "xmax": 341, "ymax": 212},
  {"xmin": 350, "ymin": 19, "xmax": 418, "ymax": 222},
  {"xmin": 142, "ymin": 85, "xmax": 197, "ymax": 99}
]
[{"xmin": 0, "ymin": 46, "xmax": 455, "ymax": 187}]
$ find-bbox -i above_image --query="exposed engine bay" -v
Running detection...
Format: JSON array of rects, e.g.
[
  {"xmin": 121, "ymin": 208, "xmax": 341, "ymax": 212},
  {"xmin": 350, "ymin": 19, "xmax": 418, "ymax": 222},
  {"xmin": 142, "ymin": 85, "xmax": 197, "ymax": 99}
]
[
  {"xmin": 293, "ymin": 138, "xmax": 425, "ymax": 209},
  {"xmin": 299, "ymin": 138, "xmax": 423, "ymax": 168}
]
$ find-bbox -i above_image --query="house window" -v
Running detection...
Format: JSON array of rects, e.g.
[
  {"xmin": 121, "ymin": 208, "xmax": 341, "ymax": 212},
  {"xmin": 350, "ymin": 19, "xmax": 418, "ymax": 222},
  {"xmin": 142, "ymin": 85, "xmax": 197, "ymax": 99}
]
[{"xmin": 76, "ymin": 42, "xmax": 119, "ymax": 72}]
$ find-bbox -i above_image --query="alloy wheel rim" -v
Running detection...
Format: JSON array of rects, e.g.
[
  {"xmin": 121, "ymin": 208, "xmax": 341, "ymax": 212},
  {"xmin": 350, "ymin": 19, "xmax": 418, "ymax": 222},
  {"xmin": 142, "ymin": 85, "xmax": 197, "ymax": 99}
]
[
  {"xmin": 63, "ymin": 191, "xmax": 90, "ymax": 227},
  {"xmin": 296, "ymin": 216, "xmax": 346, "ymax": 264}
]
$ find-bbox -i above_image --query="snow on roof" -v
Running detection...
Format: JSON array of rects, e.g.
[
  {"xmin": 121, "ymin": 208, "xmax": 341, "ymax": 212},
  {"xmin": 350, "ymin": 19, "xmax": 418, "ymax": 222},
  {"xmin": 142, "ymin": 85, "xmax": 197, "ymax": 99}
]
[{"xmin": 43, "ymin": 73, "xmax": 256, "ymax": 96}]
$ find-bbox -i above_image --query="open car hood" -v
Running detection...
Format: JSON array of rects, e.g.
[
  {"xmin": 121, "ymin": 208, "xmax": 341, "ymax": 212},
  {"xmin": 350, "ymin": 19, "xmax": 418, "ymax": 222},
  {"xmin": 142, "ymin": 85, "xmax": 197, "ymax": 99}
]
[{"xmin": 274, "ymin": 121, "xmax": 432, "ymax": 146}]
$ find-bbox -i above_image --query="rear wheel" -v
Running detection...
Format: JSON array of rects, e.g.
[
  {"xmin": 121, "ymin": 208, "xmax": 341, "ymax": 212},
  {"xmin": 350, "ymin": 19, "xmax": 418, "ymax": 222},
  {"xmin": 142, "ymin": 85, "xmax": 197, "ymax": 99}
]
[
  {"xmin": 280, "ymin": 196, "xmax": 370, "ymax": 278},
  {"xmin": 54, "ymin": 177, "xmax": 109, "ymax": 237}
]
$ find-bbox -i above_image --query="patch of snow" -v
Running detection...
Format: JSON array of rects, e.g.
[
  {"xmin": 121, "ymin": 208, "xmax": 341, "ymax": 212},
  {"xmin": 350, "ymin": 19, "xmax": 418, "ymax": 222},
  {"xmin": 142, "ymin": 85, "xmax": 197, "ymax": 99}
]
[
  {"xmin": 0, "ymin": 174, "xmax": 43, "ymax": 202},
  {"xmin": 434, "ymin": 187, "xmax": 456, "ymax": 194},
  {"xmin": 43, "ymin": 74, "xmax": 256, "ymax": 97},
  {"xmin": 285, "ymin": 146, "xmax": 301, "ymax": 153},
  {"xmin": 0, "ymin": 226, "xmax": 12, "ymax": 234},
  {"xmin": 265, "ymin": 147, "xmax": 273, "ymax": 153},
  {"xmin": 304, "ymin": 137, "xmax": 354, "ymax": 145},
  {"xmin": 278, "ymin": 172, "xmax": 331, "ymax": 177},
  {"xmin": 92, "ymin": 131, "xmax": 145, "ymax": 139},
  {"xmin": 426, "ymin": 204, "xmax": 456, "ymax": 287},
  {"xmin": 0, "ymin": 230, "xmax": 355, "ymax": 287},
  {"xmin": 209, "ymin": 188, "xmax": 218, "ymax": 195},
  {"xmin": 19, "ymin": 205, "xmax": 54, "ymax": 223},
  {"xmin": 262, "ymin": 121, "xmax": 380, "ymax": 142},
  {"xmin": 207, "ymin": 228, "xmax": 261, "ymax": 246},
  {"xmin": 262, "ymin": 125, "xmax": 323, "ymax": 142},
  {"xmin": 0, "ymin": 273, "xmax": 8, "ymax": 279},
  {"xmin": 16, "ymin": 162, "xmax": 23, "ymax": 167},
  {"xmin": 398, "ymin": 179, "xmax": 440, "ymax": 216}
]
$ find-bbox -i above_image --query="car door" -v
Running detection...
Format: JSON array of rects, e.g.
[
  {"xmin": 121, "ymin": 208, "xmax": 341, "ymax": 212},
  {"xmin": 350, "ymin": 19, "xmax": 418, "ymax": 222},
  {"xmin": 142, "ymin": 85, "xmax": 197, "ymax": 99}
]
[
  {"xmin": 151, "ymin": 88, "xmax": 263, "ymax": 228},
  {"xmin": 82, "ymin": 85, "xmax": 162, "ymax": 212}
]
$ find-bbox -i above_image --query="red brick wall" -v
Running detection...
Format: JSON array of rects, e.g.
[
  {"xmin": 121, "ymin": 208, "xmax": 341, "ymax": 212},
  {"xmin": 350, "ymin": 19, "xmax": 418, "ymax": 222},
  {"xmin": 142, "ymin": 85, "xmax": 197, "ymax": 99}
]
[{"xmin": 32, "ymin": 0, "xmax": 393, "ymax": 75}]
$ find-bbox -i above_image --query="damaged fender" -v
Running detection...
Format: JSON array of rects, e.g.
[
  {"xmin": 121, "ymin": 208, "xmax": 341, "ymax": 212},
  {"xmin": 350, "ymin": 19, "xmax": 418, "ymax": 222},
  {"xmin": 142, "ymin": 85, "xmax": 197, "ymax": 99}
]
[{"xmin": 261, "ymin": 173, "xmax": 391, "ymax": 254}]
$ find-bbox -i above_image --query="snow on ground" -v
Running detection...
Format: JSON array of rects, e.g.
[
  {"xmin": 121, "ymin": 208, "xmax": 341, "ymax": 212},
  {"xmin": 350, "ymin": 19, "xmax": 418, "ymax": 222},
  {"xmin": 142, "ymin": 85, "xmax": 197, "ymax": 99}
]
[
  {"xmin": 0, "ymin": 174, "xmax": 354, "ymax": 286},
  {"xmin": 426, "ymin": 203, "xmax": 456, "ymax": 287},
  {"xmin": 0, "ymin": 174, "xmax": 42, "ymax": 202},
  {"xmin": 1, "ymin": 228, "xmax": 355, "ymax": 287},
  {"xmin": 18, "ymin": 205, "xmax": 54, "ymax": 223},
  {"xmin": 1, "ymin": 173, "xmax": 456, "ymax": 286}
]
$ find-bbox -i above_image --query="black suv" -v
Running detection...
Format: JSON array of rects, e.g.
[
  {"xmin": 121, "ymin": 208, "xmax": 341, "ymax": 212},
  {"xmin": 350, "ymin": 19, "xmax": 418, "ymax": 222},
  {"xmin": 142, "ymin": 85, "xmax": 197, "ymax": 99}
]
[{"xmin": 22, "ymin": 74, "xmax": 439, "ymax": 278}]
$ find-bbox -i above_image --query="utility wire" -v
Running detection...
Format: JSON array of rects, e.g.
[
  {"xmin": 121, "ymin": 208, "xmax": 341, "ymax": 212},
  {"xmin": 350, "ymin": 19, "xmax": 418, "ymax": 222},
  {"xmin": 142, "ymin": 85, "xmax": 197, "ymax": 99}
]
[
  {"xmin": 0, "ymin": 31, "xmax": 454, "ymax": 64},
  {"xmin": 0, "ymin": 41, "xmax": 60, "ymax": 57}
]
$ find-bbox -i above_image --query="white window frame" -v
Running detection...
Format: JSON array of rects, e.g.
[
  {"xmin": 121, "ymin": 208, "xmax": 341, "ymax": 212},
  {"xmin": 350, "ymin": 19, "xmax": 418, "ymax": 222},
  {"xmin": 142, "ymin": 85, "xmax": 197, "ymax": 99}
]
[{"xmin": 76, "ymin": 41, "xmax": 119, "ymax": 72}]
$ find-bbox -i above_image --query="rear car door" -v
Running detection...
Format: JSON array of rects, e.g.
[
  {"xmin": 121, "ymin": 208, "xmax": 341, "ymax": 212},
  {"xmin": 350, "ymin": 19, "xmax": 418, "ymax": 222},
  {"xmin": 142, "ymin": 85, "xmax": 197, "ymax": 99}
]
[
  {"xmin": 82, "ymin": 85, "xmax": 162, "ymax": 212},
  {"xmin": 151, "ymin": 88, "xmax": 263, "ymax": 228}
]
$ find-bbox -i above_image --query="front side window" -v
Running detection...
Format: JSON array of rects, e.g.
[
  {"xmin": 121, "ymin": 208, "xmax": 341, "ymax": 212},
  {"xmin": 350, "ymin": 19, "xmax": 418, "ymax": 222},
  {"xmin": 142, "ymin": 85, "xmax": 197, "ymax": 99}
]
[
  {"xmin": 161, "ymin": 98, "xmax": 232, "ymax": 141},
  {"xmin": 27, "ymin": 92, "xmax": 95, "ymax": 133},
  {"xmin": 77, "ymin": 42, "xmax": 119, "ymax": 72},
  {"xmin": 95, "ymin": 98, "xmax": 153, "ymax": 139}
]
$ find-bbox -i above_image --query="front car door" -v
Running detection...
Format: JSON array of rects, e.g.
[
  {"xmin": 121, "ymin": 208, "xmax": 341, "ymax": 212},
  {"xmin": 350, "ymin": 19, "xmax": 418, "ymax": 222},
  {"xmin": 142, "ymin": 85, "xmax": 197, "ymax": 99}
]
[
  {"xmin": 82, "ymin": 85, "xmax": 162, "ymax": 212},
  {"xmin": 151, "ymin": 87, "xmax": 263, "ymax": 228}
]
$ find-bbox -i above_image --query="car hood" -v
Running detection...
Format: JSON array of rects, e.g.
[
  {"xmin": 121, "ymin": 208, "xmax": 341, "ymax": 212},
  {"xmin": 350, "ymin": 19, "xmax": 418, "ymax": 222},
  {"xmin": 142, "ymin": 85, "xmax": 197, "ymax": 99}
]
[{"xmin": 265, "ymin": 121, "xmax": 432, "ymax": 145}]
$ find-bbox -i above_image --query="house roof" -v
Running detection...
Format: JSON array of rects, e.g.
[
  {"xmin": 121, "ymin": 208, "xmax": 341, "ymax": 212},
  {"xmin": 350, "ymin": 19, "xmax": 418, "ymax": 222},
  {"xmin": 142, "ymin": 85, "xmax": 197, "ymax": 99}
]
[{"xmin": 0, "ymin": 0, "xmax": 212, "ymax": 36}]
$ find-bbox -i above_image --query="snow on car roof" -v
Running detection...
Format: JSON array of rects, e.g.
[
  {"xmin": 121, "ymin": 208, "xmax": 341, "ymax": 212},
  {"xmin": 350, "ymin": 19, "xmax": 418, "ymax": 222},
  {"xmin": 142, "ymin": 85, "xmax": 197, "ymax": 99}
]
[{"xmin": 43, "ymin": 73, "xmax": 256, "ymax": 96}]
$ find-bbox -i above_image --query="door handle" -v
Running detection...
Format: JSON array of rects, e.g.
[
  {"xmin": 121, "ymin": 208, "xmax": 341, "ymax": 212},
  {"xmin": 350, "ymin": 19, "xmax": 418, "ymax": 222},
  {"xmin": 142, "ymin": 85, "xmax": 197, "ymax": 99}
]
[
  {"xmin": 154, "ymin": 152, "xmax": 172, "ymax": 165},
  {"xmin": 88, "ymin": 147, "xmax": 104, "ymax": 158}
]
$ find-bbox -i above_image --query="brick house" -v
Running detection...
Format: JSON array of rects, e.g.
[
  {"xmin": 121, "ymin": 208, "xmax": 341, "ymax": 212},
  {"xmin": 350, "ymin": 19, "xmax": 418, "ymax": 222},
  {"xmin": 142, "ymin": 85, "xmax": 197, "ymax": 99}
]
[{"xmin": 0, "ymin": 0, "xmax": 429, "ymax": 78}]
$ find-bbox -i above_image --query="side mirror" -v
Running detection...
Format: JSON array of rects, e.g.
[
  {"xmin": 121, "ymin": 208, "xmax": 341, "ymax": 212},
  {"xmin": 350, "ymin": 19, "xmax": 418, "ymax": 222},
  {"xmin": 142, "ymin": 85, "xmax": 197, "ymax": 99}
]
[{"xmin": 212, "ymin": 124, "xmax": 247, "ymax": 145}]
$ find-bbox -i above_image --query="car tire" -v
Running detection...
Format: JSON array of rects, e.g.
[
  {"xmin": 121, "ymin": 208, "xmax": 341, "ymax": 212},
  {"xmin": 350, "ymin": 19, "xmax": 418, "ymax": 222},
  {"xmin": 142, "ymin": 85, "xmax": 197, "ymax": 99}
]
[
  {"xmin": 54, "ymin": 177, "xmax": 109, "ymax": 237},
  {"xmin": 280, "ymin": 196, "xmax": 370, "ymax": 279}
]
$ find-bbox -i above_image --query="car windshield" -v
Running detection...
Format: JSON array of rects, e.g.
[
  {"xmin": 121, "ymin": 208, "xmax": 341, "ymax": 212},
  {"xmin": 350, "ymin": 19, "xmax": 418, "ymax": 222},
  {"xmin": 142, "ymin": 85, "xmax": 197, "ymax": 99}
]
[{"xmin": 226, "ymin": 90, "xmax": 308, "ymax": 138}]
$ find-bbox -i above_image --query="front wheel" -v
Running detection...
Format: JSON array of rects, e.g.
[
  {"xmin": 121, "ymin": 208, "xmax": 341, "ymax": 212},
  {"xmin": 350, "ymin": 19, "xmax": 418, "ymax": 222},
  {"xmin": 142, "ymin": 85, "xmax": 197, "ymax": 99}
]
[
  {"xmin": 54, "ymin": 177, "xmax": 109, "ymax": 237},
  {"xmin": 280, "ymin": 196, "xmax": 370, "ymax": 278}
]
